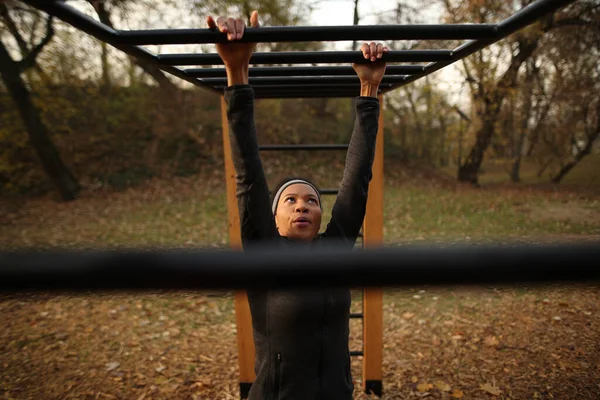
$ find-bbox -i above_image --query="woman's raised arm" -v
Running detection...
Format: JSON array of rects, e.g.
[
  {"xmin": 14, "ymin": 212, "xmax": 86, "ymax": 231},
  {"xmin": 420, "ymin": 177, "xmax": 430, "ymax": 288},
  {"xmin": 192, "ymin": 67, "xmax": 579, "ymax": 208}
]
[
  {"xmin": 208, "ymin": 12, "xmax": 279, "ymax": 245},
  {"xmin": 322, "ymin": 42, "xmax": 388, "ymax": 246}
]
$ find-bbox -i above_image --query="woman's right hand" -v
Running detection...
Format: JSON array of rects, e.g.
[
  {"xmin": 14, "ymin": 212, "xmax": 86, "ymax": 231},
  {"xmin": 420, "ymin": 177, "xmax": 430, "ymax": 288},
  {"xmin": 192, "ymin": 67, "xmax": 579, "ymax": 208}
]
[{"xmin": 207, "ymin": 11, "xmax": 260, "ymax": 85}]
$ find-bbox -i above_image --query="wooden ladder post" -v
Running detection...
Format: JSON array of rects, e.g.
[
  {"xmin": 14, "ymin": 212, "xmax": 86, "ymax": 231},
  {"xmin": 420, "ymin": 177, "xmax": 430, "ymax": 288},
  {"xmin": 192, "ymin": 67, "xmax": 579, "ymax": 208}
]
[
  {"xmin": 221, "ymin": 97, "xmax": 256, "ymax": 399},
  {"xmin": 361, "ymin": 94, "xmax": 385, "ymax": 397}
]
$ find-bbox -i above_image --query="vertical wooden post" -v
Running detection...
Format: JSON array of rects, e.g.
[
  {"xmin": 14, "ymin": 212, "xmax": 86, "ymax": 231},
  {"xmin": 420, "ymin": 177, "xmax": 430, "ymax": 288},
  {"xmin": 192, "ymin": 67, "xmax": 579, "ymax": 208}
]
[
  {"xmin": 221, "ymin": 97, "xmax": 256, "ymax": 398},
  {"xmin": 361, "ymin": 94, "xmax": 384, "ymax": 397}
]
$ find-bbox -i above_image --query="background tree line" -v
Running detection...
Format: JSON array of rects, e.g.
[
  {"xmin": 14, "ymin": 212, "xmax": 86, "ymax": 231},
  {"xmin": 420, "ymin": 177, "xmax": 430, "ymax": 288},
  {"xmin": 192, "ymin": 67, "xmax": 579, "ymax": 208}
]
[{"xmin": 0, "ymin": 0, "xmax": 598, "ymax": 200}]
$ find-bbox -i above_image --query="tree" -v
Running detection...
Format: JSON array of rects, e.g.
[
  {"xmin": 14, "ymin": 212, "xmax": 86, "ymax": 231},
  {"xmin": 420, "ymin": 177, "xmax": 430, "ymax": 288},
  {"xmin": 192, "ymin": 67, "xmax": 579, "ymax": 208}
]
[
  {"xmin": 386, "ymin": 77, "xmax": 457, "ymax": 165},
  {"xmin": 545, "ymin": 18, "xmax": 600, "ymax": 183},
  {"xmin": 87, "ymin": 0, "xmax": 178, "ymax": 93},
  {"xmin": 441, "ymin": 0, "xmax": 597, "ymax": 185},
  {"xmin": 0, "ymin": 3, "xmax": 80, "ymax": 200}
]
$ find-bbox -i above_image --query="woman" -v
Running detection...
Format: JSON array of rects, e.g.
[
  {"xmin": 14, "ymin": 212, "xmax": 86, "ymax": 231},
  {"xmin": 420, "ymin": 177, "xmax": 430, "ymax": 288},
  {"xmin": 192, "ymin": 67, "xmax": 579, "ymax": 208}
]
[{"xmin": 207, "ymin": 11, "xmax": 387, "ymax": 400}]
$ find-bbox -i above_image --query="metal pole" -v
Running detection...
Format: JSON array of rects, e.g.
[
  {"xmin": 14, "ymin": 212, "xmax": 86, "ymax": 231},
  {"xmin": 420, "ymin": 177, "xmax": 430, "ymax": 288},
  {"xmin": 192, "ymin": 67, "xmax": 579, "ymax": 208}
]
[
  {"xmin": 213, "ymin": 83, "xmax": 393, "ymax": 91},
  {"xmin": 259, "ymin": 144, "xmax": 349, "ymax": 151},
  {"xmin": 254, "ymin": 92, "xmax": 361, "ymax": 99},
  {"xmin": 185, "ymin": 65, "xmax": 426, "ymax": 78},
  {"xmin": 2, "ymin": 244, "xmax": 599, "ymax": 291},
  {"xmin": 221, "ymin": 97, "xmax": 256, "ymax": 398},
  {"xmin": 362, "ymin": 94, "xmax": 385, "ymax": 397},
  {"xmin": 381, "ymin": 0, "xmax": 576, "ymax": 94},
  {"xmin": 158, "ymin": 50, "xmax": 453, "ymax": 66},
  {"xmin": 116, "ymin": 24, "xmax": 499, "ymax": 45},
  {"xmin": 20, "ymin": 0, "xmax": 220, "ymax": 94},
  {"xmin": 202, "ymin": 76, "xmax": 408, "ymax": 86}
]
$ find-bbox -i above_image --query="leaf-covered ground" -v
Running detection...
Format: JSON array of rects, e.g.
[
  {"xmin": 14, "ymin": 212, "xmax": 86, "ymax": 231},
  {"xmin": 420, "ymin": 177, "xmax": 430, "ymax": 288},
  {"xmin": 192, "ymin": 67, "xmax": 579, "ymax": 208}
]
[{"xmin": 1, "ymin": 165, "xmax": 599, "ymax": 399}]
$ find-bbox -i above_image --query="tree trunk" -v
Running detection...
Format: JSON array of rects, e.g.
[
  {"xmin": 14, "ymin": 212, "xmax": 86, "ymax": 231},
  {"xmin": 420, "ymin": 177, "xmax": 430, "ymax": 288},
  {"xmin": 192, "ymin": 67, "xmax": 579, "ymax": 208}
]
[
  {"xmin": 0, "ymin": 40, "xmax": 80, "ymax": 201},
  {"xmin": 458, "ymin": 118, "xmax": 496, "ymax": 184},
  {"xmin": 551, "ymin": 103, "xmax": 600, "ymax": 183},
  {"xmin": 457, "ymin": 120, "xmax": 464, "ymax": 168},
  {"xmin": 510, "ymin": 65, "xmax": 535, "ymax": 183},
  {"xmin": 550, "ymin": 140, "xmax": 595, "ymax": 183},
  {"xmin": 458, "ymin": 39, "xmax": 539, "ymax": 185},
  {"xmin": 100, "ymin": 41, "xmax": 112, "ymax": 92},
  {"xmin": 351, "ymin": 0, "xmax": 359, "ymax": 51},
  {"xmin": 438, "ymin": 115, "xmax": 448, "ymax": 166}
]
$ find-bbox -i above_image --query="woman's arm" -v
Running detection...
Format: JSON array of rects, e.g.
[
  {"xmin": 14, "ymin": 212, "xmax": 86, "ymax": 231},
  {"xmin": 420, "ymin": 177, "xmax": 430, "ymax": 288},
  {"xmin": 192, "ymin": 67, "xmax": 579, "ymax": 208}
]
[
  {"xmin": 208, "ymin": 12, "xmax": 278, "ymax": 245},
  {"xmin": 322, "ymin": 42, "xmax": 388, "ymax": 246}
]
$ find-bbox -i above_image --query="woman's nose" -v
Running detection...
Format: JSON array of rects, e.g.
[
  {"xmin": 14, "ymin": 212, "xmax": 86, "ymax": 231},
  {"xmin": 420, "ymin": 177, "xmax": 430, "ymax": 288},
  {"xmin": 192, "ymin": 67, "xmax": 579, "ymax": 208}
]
[{"xmin": 295, "ymin": 202, "xmax": 308, "ymax": 212}]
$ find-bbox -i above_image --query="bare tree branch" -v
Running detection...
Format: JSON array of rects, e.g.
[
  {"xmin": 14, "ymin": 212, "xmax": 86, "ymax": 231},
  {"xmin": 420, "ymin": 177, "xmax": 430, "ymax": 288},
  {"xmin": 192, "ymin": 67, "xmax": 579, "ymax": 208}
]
[
  {"xmin": 0, "ymin": 3, "xmax": 30, "ymax": 56},
  {"xmin": 87, "ymin": 0, "xmax": 177, "ymax": 92},
  {"xmin": 17, "ymin": 15, "xmax": 54, "ymax": 73}
]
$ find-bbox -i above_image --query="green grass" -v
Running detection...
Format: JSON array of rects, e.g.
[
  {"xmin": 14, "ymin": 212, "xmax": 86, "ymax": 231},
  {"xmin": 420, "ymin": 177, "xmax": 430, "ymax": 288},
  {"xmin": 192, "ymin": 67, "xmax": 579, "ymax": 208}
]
[
  {"xmin": 383, "ymin": 182, "xmax": 600, "ymax": 243},
  {"xmin": 2, "ymin": 171, "xmax": 599, "ymax": 251},
  {"xmin": 562, "ymin": 153, "xmax": 600, "ymax": 187},
  {"xmin": 442, "ymin": 153, "xmax": 600, "ymax": 186}
]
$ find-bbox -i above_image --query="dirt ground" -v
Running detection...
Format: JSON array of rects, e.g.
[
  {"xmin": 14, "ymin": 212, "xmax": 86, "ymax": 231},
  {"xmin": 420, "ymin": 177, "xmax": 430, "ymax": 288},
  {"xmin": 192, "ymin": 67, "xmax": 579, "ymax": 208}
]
[
  {"xmin": 1, "ymin": 169, "xmax": 599, "ymax": 400},
  {"xmin": 1, "ymin": 284, "xmax": 599, "ymax": 400}
]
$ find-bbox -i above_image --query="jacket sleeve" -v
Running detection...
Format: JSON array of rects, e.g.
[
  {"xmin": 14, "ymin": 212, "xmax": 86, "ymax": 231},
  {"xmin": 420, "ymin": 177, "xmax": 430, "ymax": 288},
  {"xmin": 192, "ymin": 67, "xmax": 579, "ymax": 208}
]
[
  {"xmin": 224, "ymin": 85, "xmax": 278, "ymax": 246},
  {"xmin": 322, "ymin": 96, "xmax": 380, "ymax": 247}
]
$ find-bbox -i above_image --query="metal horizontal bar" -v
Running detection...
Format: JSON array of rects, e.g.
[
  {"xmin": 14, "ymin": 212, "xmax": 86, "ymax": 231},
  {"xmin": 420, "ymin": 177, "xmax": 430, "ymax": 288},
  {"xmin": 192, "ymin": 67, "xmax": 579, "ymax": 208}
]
[
  {"xmin": 497, "ymin": 0, "xmax": 574, "ymax": 35},
  {"xmin": 159, "ymin": 50, "xmax": 453, "ymax": 66},
  {"xmin": 2, "ymin": 244, "xmax": 598, "ymax": 291},
  {"xmin": 251, "ymin": 90, "xmax": 371, "ymax": 98},
  {"xmin": 259, "ymin": 144, "xmax": 349, "ymax": 151},
  {"xmin": 214, "ymin": 83, "xmax": 393, "ymax": 91},
  {"xmin": 116, "ymin": 25, "xmax": 498, "ymax": 45},
  {"xmin": 254, "ymin": 92, "xmax": 361, "ymax": 99},
  {"xmin": 350, "ymin": 351, "xmax": 364, "ymax": 357},
  {"xmin": 381, "ymin": 0, "xmax": 576, "ymax": 95},
  {"xmin": 185, "ymin": 65, "xmax": 426, "ymax": 78},
  {"xmin": 23, "ymin": 0, "xmax": 116, "ymax": 42},
  {"xmin": 202, "ymin": 76, "xmax": 408, "ymax": 86},
  {"xmin": 22, "ymin": 0, "xmax": 219, "ymax": 95},
  {"xmin": 320, "ymin": 189, "xmax": 339, "ymax": 195},
  {"xmin": 350, "ymin": 313, "xmax": 364, "ymax": 319},
  {"xmin": 220, "ymin": 87, "xmax": 382, "ymax": 98}
]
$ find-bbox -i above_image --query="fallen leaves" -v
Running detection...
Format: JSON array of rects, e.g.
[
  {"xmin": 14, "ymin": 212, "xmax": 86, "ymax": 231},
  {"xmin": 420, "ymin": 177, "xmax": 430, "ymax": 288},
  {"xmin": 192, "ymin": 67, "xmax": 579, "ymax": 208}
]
[
  {"xmin": 484, "ymin": 335, "xmax": 500, "ymax": 347},
  {"xmin": 434, "ymin": 381, "xmax": 451, "ymax": 392},
  {"xmin": 416, "ymin": 382, "xmax": 433, "ymax": 392},
  {"xmin": 3, "ymin": 282, "xmax": 600, "ymax": 400},
  {"xmin": 480, "ymin": 382, "xmax": 502, "ymax": 396},
  {"xmin": 106, "ymin": 362, "xmax": 120, "ymax": 372}
]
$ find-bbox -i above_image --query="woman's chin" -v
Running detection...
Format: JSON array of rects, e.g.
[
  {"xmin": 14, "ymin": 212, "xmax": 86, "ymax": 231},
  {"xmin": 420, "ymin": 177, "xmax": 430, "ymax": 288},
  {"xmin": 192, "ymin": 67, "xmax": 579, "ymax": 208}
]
[{"xmin": 288, "ymin": 230, "xmax": 317, "ymax": 242}]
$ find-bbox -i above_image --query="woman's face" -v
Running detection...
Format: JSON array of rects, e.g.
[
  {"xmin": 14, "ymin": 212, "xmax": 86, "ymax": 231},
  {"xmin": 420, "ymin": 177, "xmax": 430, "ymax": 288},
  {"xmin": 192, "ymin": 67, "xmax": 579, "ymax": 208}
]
[{"xmin": 274, "ymin": 183, "xmax": 322, "ymax": 241}]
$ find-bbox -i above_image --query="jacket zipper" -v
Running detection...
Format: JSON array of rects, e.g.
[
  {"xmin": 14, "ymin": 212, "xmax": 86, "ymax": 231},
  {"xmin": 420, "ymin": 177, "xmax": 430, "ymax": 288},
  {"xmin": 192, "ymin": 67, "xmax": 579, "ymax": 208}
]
[
  {"xmin": 274, "ymin": 352, "xmax": 282, "ymax": 398},
  {"xmin": 319, "ymin": 291, "xmax": 330, "ymax": 391}
]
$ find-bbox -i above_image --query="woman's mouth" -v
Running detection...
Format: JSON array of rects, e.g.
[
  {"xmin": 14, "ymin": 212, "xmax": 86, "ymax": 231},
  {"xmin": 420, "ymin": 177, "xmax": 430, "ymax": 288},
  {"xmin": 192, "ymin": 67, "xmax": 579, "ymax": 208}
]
[{"xmin": 293, "ymin": 217, "xmax": 311, "ymax": 227}]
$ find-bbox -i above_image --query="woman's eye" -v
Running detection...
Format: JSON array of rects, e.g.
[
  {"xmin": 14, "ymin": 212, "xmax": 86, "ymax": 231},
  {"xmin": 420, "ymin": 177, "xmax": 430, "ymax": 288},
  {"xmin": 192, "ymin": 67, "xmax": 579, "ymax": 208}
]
[
  {"xmin": 309, "ymin": 199, "xmax": 317, "ymax": 204},
  {"xmin": 285, "ymin": 197, "xmax": 295, "ymax": 203}
]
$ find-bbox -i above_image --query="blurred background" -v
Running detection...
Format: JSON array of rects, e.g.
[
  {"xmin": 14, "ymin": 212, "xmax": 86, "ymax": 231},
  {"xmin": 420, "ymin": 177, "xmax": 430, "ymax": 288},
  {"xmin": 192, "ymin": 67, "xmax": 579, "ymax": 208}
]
[{"xmin": 1, "ymin": 1, "xmax": 599, "ymax": 399}]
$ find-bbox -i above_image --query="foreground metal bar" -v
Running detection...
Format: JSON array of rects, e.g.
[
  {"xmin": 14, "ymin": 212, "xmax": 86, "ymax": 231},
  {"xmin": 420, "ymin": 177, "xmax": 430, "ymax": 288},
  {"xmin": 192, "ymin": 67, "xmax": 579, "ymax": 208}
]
[
  {"xmin": 2, "ymin": 244, "xmax": 599, "ymax": 291},
  {"xmin": 381, "ymin": 0, "xmax": 576, "ymax": 94},
  {"xmin": 159, "ymin": 50, "xmax": 453, "ymax": 66},
  {"xmin": 118, "ymin": 25, "xmax": 498, "ymax": 45},
  {"xmin": 185, "ymin": 65, "xmax": 426, "ymax": 78}
]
